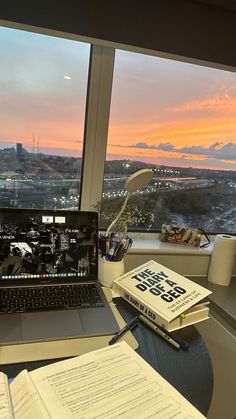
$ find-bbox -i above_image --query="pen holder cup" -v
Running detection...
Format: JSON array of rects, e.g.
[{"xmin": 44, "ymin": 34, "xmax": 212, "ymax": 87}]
[{"xmin": 98, "ymin": 258, "xmax": 125, "ymax": 288}]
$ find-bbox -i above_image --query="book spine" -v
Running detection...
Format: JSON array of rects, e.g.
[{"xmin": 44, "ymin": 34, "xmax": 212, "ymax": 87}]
[{"xmin": 113, "ymin": 282, "xmax": 168, "ymax": 329}]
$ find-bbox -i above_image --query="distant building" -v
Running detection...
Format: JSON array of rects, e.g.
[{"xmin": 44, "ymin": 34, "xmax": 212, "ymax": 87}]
[
  {"xmin": 16, "ymin": 143, "xmax": 27, "ymax": 157},
  {"xmin": 16, "ymin": 143, "xmax": 23, "ymax": 157}
]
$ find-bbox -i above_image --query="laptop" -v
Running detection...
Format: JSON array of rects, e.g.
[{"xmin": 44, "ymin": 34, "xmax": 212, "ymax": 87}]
[{"xmin": 0, "ymin": 208, "xmax": 119, "ymax": 344}]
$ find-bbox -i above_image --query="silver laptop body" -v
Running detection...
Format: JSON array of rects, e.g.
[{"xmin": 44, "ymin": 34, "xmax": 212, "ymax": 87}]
[{"xmin": 0, "ymin": 208, "xmax": 119, "ymax": 344}]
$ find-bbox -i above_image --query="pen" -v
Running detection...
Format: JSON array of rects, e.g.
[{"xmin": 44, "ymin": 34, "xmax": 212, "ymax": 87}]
[
  {"xmin": 141, "ymin": 316, "xmax": 189, "ymax": 350},
  {"xmin": 172, "ymin": 336, "xmax": 189, "ymax": 350},
  {"xmin": 139, "ymin": 315, "xmax": 180, "ymax": 350},
  {"xmin": 108, "ymin": 316, "xmax": 138, "ymax": 345}
]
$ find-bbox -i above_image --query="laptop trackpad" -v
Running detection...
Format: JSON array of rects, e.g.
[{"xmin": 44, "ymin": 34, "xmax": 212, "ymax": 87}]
[
  {"xmin": 22, "ymin": 311, "xmax": 84, "ymax": 341},
  {"xmin": 0, "ymin": 314, "xmax": 22, "ymax": 344}
]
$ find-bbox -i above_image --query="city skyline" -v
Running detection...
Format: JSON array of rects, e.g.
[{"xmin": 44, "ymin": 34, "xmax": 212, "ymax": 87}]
[{"xmin": 1, "ymin": 26, "xmax": 236, "ymax": 170}]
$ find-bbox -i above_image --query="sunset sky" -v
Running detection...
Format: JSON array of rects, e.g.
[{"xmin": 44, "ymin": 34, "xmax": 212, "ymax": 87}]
[{"xmin": 1, "ymin": 26, "xmax": 236, "ymax": 171}]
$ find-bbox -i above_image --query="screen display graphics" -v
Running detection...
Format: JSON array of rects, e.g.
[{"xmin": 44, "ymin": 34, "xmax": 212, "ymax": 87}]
[{"xmin": 0, "ymin": 210, "xmax": 98, "ymax": 282}]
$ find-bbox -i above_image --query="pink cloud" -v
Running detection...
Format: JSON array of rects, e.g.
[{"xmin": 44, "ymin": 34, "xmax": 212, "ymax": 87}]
[{"xmin": 169, "ymin": 91, "xmax": 236, "ymax": 114}]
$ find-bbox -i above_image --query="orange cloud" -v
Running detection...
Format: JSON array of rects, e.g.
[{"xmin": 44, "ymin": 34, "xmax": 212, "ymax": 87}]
[
  {"xmin": 168, "ymin": 91, "xmax": 236, "ymax": 114},
  {"xmin": 108, "ymin": 114, "xmax": 236, "ymax": 150},
  {"xmin": 0, "ymin": 115, "xmax": 84, "ymax": 155}
]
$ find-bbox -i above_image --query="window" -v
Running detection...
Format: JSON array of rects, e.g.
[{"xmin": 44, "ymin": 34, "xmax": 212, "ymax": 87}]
[
  {"xmin": 0, "ymin": 26, "xmax": 90, "ymax": 209},
  {"xmin": 1, "ymin": 27, "xmax": 236, "ymax": 235},
  {"xmin": 100, "ymin": 49, "xmax": 236, "ymax": 233}
]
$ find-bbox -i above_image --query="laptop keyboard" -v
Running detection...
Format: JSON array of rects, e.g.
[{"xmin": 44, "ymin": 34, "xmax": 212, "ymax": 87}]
[{"xmin": 0, "ymin": 284, "xmax": 104, "ymax": 314}]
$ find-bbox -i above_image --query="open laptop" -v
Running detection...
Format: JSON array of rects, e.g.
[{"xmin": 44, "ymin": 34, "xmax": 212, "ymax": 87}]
[{"xmin": 0, "ymin": 208, "xmax": 119, "ymax": 344}]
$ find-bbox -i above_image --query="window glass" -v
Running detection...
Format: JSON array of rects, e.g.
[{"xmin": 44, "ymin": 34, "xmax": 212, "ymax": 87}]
[
  {"xmin": 0, "ymin": 26, "xmax": 90, "ymax": 209},
  {"xmin": 101, "ymin": 50, "xmax": 236, "ymax": 233}
]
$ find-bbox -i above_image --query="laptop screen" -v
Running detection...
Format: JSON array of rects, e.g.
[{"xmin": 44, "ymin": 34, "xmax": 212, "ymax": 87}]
[{"xmin": 0, "ymin": 209, "xmax": 98, "ymax": 284}]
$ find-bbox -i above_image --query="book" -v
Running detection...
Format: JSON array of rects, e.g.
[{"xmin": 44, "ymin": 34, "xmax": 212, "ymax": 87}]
[
  {"xmin": 113, "ymin": 260, "xmax": 212, "ymax": 331},
  {"xmin": 0, "ymin": 341, "xmax": 205, "ymax": 418}
]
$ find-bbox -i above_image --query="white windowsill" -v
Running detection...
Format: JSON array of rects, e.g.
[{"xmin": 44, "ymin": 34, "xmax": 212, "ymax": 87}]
[
  {"xmin": 123, "ymin": 231, "xmax": 214, "ymax": 255},
  {"xmin": 128, "ymin": 239, "xmax": 213, "ymax": 255}
]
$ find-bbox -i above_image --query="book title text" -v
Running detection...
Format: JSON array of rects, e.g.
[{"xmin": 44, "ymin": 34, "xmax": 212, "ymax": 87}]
[{"xmin": 131, "ymin": 268, "xmax": 186, "ymax": 302}]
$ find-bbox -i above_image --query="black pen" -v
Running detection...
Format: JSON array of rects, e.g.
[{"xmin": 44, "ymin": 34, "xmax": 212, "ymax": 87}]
[
  {"xmin": 147, "ymin": 320, "xmax": 190, "ymax": 349},
  {"xmin": 171, "ymin": 336, "xmax": 190, "ymax": 350},
  {"xmin": 139, "ymin": 315, "xmax": 180, "ymax": 350},
  {"xmin": 108, "ymin": 316, "xmax": 138, "ymax": 345}
]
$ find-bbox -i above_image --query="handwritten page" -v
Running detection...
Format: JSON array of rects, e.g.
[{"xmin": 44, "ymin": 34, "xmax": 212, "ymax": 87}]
[
  {"xmin": 10, "ymin": 369, "xmax": 50, "ymax": 419},
  {"xmin": 30, "ymin": 342, "xmax": 205, "ymax": 418},
  {"xmin": 0, "ymin": 372, "xmax": 13, "ymax": 419}
]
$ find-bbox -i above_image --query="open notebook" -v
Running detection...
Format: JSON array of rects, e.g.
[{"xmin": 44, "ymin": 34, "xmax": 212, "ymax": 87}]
[{"xmin": 0, "ymin": 342, "xmax": 205, "ymax": 418}]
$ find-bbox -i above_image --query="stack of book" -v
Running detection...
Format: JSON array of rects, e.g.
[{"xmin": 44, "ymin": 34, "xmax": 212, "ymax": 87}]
[{"xmin": 113, "ymin": 260, "xmax": 211, "ymax": 332}]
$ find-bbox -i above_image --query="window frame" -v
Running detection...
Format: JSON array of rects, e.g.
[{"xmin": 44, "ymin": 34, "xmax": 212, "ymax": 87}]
[
  {"xmin": 80, "ymin": 45, "xmax": 115, "ymax": 211},
  {"xmin": 1, "ymin": 19, "xmax": 236, "ymax": 240}
]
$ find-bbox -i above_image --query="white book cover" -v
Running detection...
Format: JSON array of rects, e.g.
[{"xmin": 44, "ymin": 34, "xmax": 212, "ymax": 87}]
[{"xmin": 113, "ymin": 260, "xmax": 212, "ymax": 330}]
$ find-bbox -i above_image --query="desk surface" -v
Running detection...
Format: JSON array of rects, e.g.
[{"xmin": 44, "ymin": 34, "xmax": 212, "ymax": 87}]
[
  {"xmin": 117, "ymin": 299, "xmax": 213, "ymax": 416},
  {"xmin": 189, "ymin": 276, "xmax": 236, "ymax": 332},
  {"xmin": 0, "ymin": 298, "xmax": 213, "ymax": 416}
]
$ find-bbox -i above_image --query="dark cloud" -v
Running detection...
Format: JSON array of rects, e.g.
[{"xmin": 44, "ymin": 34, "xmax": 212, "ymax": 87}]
[
  {"xmin": 117, "ymin": 142, "xmax": 174, "ymax": 151},
  {"xmin": 178, "ymin": 142, "xmax": 236, "ymax": 160},
  {"xmin": 157, "ymin": 143, "xmax": 174, "ymax": 151},
  {"xmin": 131, "ymin": 142, "xmax": 153, "ymax": 149},
  {"xmin": 117, "ymin": 141, "xmax": 236, "ymax": 161}
]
